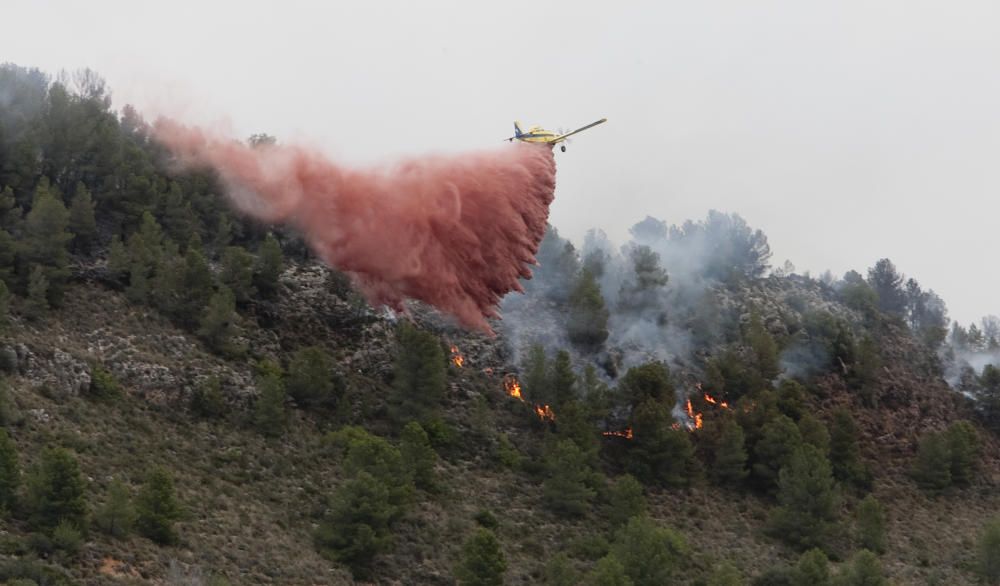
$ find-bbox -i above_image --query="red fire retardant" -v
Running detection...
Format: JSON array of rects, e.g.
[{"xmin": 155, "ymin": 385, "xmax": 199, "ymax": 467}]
[{"xmin": 154, "ymin": 120, "xmax": 557, "ymax": 333}]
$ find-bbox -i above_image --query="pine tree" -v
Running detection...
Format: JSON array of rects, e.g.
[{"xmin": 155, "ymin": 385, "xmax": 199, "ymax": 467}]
[
  {"xmin": 706, "ymin": 563, "xmax": 742, "ymax": 586},
  {"xmin": 221, "ymin": 246, "xmax": 256, "ymax": 304},
  {"xmin": 391, "ymin": 323, "xmax": 446, "ymax": 423},
  {"xmin": 287, "ymin": 345, "xmax": 340, "ymax": 409},
  {"xmin": 549, "ymin": 350, "xmax": 576, "ymax": 409},
  {"xmin": 542, "ymin": 439, "xmax": 596, "ymax": 517},
  {"xmin": 400, "ymin": 422, "xmax": 437, "ymax": 492},
  {"xmin": 254, "ymin": 233, "xmax": 284, "ymax": 299},
  {"xmin": 21, "ymin": 179, "xmax": 72, "ymax": 306},
  {"xmin": 712, "ymin": 416, "xmax": 748, "ymax": 485},
  {"xmin": 68, "ymin": 182, "xmax": 96, "ymax": 252},
  {"xmin": 0, "ymin": 185, "xmax": 22, "ymax": 233},
  {"xmin": 746, "ymin": 310, "xmax": 780, "ymax": 381},
  {"xmin": 605, "ymin": 474, "xmax": 646, "ymax": 528},
  {"xmin": 523, "ymin": 344, "xmax": 550, "ymax": 405},
  {"xmin": 124, "ymin": 212, "xmax": 165, "ymax": 304},
  {"xmin": 979, "ymin": 517, "xmax": 1000, "ymax": 585},
  {"xmin": 629, "ymin": 399, "xmax": 698, "ymax": 487},
  {"xmin": 567, "ymin": 268, "xmax": 610, "ymax": 351},
  {"xmin": 585, "ymin": 555, "xmax": 634, "ymax": 586},
  {"xmin": 752, "ymin": 413, "xmax": 803, "ymax": 489},
  {"xmin": 107, "ymin": 235, "xmax": 128, "ymax": 282},
  {"xmin": 544, "ymin": 553, "xmax": 581, "ymax": 586},
  {"xmin": 798, "ymin": 412, "xmax": 831, "ymax": 456},
  {"xmin": 610, "ymin": 516, "xmax": 688, "ymax": 586},
  {"xmin": 829, "ymin": 408, "xmax": 870, "ymax": 489},
  {"xmin": 94, "ymin": 479, "xmax": 135, "ymax": 538},
  {"xmin": 454, "ymin": 528, "xmax": 507, "ymax": 586},
  {"xmin": 840, "ymin": 550, "xmax": 887, "ymax": 586},
  {"xmin": 0, "ymin": 428, "xmax": 20, "ymax": 512},
  {"xmin": 793, "ymin": 548, "xmax": 832, "ymax": 585},
  {"xmin": 24, "ymin": 263, "xmax": 49, "ymax": 321},
  {"xmin": 314, "ymin": 471, "xmax": 397, "ymax": 580},
  {"xmin": 198, "ymin": 286, "xmax": 240, "ymax": 356},
  {"xmin": 980, "ymin": 365, "xmax": 1000, "ymax": 432},
  {"xmin": 254, "ymin": 362, "xmax": 287, "ymax": 437},
  {"xmin": 26, "ymin": 447, "xmax": 87, "ymax": 532},
  {"xmin": 856, "ymin": 495, "xmax": 887, "ymax": 554},
  {"xmin": 769, "ymin": 445, "xmax": 839, "ymax": 550},
  {"xmin": 945, "ymin": 420, "xmax": 979, "ymax": 487},
  {"xmin": 621, "ymin": 361, "xmax": 675, "ymax": 408},
  {"xmin": 912, "ymin": 431, "xmax": 952, "ymax": 492},
  {"xmin": 135, "ymin": 467, "xmax": 182, "ymax": 545}
]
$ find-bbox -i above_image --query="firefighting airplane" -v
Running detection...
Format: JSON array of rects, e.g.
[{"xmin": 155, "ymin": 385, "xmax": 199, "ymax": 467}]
[{"xmin": 505, "ymin": 118, "xmax": 607, "ymax": 152}]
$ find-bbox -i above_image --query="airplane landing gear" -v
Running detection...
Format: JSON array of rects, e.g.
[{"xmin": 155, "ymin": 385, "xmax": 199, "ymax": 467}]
[{"xmin": 560, "ymin": 145, "xmax": 566, "ymax": 152}]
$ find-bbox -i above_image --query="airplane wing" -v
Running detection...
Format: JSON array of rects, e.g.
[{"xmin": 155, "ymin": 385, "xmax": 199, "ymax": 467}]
[{"xmin": 550, "ymin": 118, "xmax": 607, "ymax": 143}]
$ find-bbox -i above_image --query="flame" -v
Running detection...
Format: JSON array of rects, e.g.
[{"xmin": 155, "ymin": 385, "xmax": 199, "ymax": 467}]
[
  {"xmin": 703, "ymin": 393, "xmax": 729, "ymax": 409},
  {"xmin": 685, "ymin": 398, "xmax": 704, "ymax": 430},
  {"xmin": 450, "ymin": 345, "xmax": 464, "ymax": 368},
  {"xmin": 602, "ymin": 427, "xmax": 633, "ymax": 440},
  {"xmin": 534, "ymin": 404, "xmax": 556, "ymax": 422},
  {"xmin": 503, "ymin": 374, "xmax": 523, "ymax": 400}
]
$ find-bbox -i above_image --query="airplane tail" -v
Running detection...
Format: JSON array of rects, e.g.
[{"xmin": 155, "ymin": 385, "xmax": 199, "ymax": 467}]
[{"xmin": 513, "ymin": 121, "xmax": 523, "ymax": 137}]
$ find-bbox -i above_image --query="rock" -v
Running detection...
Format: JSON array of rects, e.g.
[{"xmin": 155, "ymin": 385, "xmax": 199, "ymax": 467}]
[{"xmin": 23, "ymin": 348, "xmax": 91, "ymax": 400}]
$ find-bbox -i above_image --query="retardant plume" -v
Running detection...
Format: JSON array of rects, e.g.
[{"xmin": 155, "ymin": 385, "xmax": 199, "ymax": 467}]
[{"xmin": 153, "ymin": 120, "xmax": 557, "ymax": 332}]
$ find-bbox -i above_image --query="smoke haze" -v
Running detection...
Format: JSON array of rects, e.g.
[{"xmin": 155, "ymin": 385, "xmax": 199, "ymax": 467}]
[{"xmin": 153, "ymin": 120, "xmax": 557, "ymax": 332}]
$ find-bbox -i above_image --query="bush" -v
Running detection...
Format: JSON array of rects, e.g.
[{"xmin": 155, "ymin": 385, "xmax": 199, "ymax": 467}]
[
  {"xmin": 768, "ymin": 445, "xmax": 839, "ymax": 551},
  {"xmin": 87, "ymin": 364, "xmax": 121, "ymax": 401},
  {"xmin": 315, "ymin": 471, "xmax": 399, "ymax": 580},
  {"xmin": 286, "ymin": 345, "xmax": 341, "ymax": 410},
  {"xmin": 0, "ymin": 428, "xmax": 20, "ymax": 512},
  {"xmin": 945, "ymin": 420, "xmax": 979, "ymax": 487},
  {"xmin": 190, "ymin": 376, "xmax": 226, "ymax": 419},
  {"xmin": 391, "ymin": 323, "xmax": 446, "ymax": 423},
  {"xmin": 542, "ymin": 439, "xmax": 595, "ymax": 517},
  {"xmin": 26, "ymin": 448, "xmax": 86, "ymax": 532},
  {"xmin": 94, "ymin": 480, "xmax": 134, "ymax": 538},
  {"xmin": 544, "ymin": 553, "xmax": 581, "ymax": 586},
  {"xmin": 473, "ymin": 509, "xmax": 499, "ymax": 530},
  {"xmin": 839, "ymin": 549, "xmax": 887, "ymax": 585},
  {"xmin": 912, "ymin": 432, "xmax": 954, "ymax": 492},
  {"xmin": 454, "ymin": 528, "xmax": 506, "ymax": 586},
  {"xmin": 604, "ymin": 474, "xmax": 646, "ymax": 528},
  {"xmin": 400, "ymin": 422, "xmax": 438, "ymax": 492},
  {"xmin": 51, "ymin": 521, "xmax": 82, "ymax": 558},
  {"xmin": 793, "ymin": 548, "xmax": 831, "ymax": 585},
  {"xmin": 585, "ymin": 555, "xmax": 633, "ymax": 586}
]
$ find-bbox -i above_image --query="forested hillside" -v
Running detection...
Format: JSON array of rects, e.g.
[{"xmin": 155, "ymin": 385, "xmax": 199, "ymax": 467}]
[{"xmin": 0, "ymin": 63, "xmax": 998, "ymax": 586}]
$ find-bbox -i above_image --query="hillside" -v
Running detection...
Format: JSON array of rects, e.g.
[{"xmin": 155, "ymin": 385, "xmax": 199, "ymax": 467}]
[{"xmin": 0, "ymin": 63, "xmax": 998, "ymax": 586}]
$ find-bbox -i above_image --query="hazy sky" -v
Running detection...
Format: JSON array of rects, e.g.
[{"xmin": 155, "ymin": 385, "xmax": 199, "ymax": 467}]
[{"xmin": 4, "ymin": 0, "xmax": 1000, "ymax": 324}]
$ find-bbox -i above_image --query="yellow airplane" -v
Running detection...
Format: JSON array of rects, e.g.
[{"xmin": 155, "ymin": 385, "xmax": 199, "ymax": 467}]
[{"xmin": 506, "ymin": 118, "xmax": 607, "ymax": 152}]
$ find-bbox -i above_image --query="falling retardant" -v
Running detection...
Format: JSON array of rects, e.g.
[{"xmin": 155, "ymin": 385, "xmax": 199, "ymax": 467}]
[{"xmin": 153, "ymin": 120, "xmax": 557, "ymax": 332}]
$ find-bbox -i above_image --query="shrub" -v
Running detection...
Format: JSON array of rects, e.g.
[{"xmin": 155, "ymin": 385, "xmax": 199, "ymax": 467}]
[
  {"xmin": 856, "ymin": 495, "xmax": 887, "ymax": 554},
  {"xmin": 979, "ymin": 518, "xmax": 1000, "ymax": 585},
  {"xmin": 134, "ymin": 467, "xmax": 182, "ymax": 545},
  {"xmin": 610, "ymin": 516, "xmax": 688, "ymax": 586},
  {"xmin": 88, "ymin": 364, "xmax": 121, "ymax": 401},
  {"xmin": 454, "ymin": 528, "xmax": 506, "ymax": 586}
]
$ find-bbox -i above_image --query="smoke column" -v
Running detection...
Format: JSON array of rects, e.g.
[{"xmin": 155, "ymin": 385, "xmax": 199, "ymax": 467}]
[{"xmin": 153, "ymin": 120, "xmax": 557, "ymax": 332}]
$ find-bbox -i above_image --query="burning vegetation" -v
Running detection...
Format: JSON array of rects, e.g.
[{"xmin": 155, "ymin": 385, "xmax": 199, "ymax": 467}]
[{"xmin": 449, "ymin": 345, "xmax": 464, "ymax": 368}]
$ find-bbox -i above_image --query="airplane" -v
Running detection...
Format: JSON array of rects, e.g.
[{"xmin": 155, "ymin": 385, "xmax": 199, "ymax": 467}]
[{"xmin": 506, "ymin": 118, "xmax": 607, "ymax": 152}]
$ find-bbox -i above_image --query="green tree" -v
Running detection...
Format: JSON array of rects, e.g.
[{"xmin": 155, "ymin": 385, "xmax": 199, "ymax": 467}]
[
  {"xmin": 867, "ymin": 258, "xmax": 906, "ymax": 316},
  {"xmin": 0, "ymin": 228, "xmax": 15, "ymax": 289},
  {"xmin": 94, "ymin": 479, "xmax": 134, "ymax": 538},
  {"xmin": 980, "ymin": 365, "xmax": 1000, "ymax": 432},
  {"xmin": 769, "ymin": 445, "xmax": 840, "ymax": 550},
  {"xmin": 254, "ymin": 362, "xmax": 287, "ymax": 437},
  {"xmin": 400, "ymin": 422, "xmax": 437, "ymax": 492},
  {"xmin": 793, "ymin": 548, "xmax": 831, "ymax": 586},
  {"xmin": 706, "ymin": 562, "xmax": 743, "ymax": 586},
  {"xmin": 549, "ymin": 350, "xmax": 576, "ymax": 409},
  {"xmin": 544, "ymin": 553, "xmax": 581, "ymax": 586},
  {"xmin": 134, "ymin": 467, "xmax": 181, "ymax": 545},
  {"xmin": 542, "ymin": 439, "xmax": 596, "ymax": 517},
  {"xmin": 629, "ymin": 399, "xmax": 698, "ymax": 487},
  {"xmin": 124, "ymin": 211, "xmax": 165, "ymax": 304},
  {"xmin": 752, "ymin": 413, "xmax": 803, "ymax": 489},
  {"xmin": 523, "ymin": 344, "xmax": 550, "ymax": 405},
  {"xmin": 107, "ymin": 235, "xmax": 129, "ymax": 282},
  {"xmin": 454, "ymin": 528, "xmax": 507, "ymax": 586},
  {"xmin": 0, "ymin": 281, "xmax": 10, "ymax": 328},
  {"xmin": 221, "ymin": 246, "xmax": 256, "ymax": 304},
  {"xmin": 391, "ymin": 323, "xmax": 446, "ymax": 423},
  {"xmin": 585, "ymin": 555, "xmax": 634, "ymax": 586},
  {"xmin": 839, "ymin": 549, "xmax": 887, "ymax": 586},
  {"xmin": 945, "ymin": 420, "xmax": 979, "ymax": 487},
  {"xmin": 620, "ymin": 362, "xmax": 674, "ymax": 408},
  {"xmin": 198, "ymin": 286, "xmax": 240, "ymax": 356},
  {"xmin": 610, "ymin": 516, "xmax": 688, "ymax": 586},
  {"xmin": 856, "ymin": 495, "xmax": 886, "ymax": 554},
  {"xmin": 0, "ymin": 428, "xmax": 20, "ymax": 512},
  {"xmin": 26, "ymin": 447, "xmax": 86, "ymax": 532},
  {"xmin": 286, "ymin": 345, "xmax": 340, "ymax": 410},
  {"xmin": 24, "ymin": 264, "xmax": 49, "ymax": 321},
  {"xmin": 329, "ymin": 426, "xmax": 413, "ymax": 508},
  {"xmin": 21, "ymin": 179, "xmax": 71, "ymax": 306},
  {"xmin": 712, "ymin": 416, "xmax": 749, "ymax": 485},
  {"xmin": 912, "ymin": 431, "xmax": 952, "ymax": 492},
  {"xmin": 253, "ymin": 233, "xmax": 284, "ymax": 299},
  {"xmin": 567, "ymin": 268, "xmax": 610, "ymax": 351},
  {"xmin": 68, "ymin": 183, "xmax": 96, "ymax": 252},
  {"xmin": 605, "ymin": 474, "xmax": 646, "ymax": 528},
  {"xmin": 315, "ymin": 471, "xmax": 398, "ymax": 580},
  {"xmin": 829, "ymin": 408, "xmax": 870, "ymax": 489},
  {"xmin": 978, "ymin": 517, "xmax": 1000, "ymax": 585},
  {"xmin": 746, "ymin": 310, "xmax": 780, "ymax": 381},
  {"xmin": 798, "ymin": 412, "xmax": 831, "ymax": 456}
]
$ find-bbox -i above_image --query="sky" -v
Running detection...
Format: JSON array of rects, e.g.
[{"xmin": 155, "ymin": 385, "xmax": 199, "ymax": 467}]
[{"xmin": 4, "ymin": 0, "xmax": 1000, "ymax": 325}]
